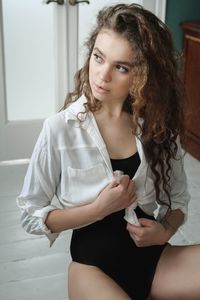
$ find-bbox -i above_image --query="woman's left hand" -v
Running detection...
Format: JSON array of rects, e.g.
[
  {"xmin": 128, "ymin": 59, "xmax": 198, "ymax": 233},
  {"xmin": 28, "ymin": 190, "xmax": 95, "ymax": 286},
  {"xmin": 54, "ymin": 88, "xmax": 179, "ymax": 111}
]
[{"xmin": 126, "ymin": 218, "xmax": 172, "ymax": 247}]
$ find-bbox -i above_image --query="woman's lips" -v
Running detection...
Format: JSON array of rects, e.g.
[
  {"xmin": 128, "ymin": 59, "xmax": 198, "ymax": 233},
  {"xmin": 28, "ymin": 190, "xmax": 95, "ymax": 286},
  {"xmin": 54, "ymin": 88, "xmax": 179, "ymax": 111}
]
[{"xmin": 93, "ymin": 83, "xmax": 110, "ymax": 94}]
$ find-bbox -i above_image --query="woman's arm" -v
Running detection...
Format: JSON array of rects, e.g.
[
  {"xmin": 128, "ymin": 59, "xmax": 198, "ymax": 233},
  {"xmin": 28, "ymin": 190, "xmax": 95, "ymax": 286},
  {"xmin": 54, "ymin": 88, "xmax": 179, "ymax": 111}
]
[
  {"xmin": 45, "ymin": 203, "xmax": 100, "ymax": 233},
  {"xmin": 126, "ymin": 208, "xmax": 184, "ymax": 247},
  {"xmin": 17, "ymin": 119, "xmax": 62, "ymax": 245},
  {"xmin": 45, "ymin": 175, "xmax": 136, "ymax": 233},
  {"xmin": 160, "ymin": 208, "xmax": 184, "ymax": 236},
  {"xmin": 17, "ymin": 118, "xmax": 136, "ymax": 245}
]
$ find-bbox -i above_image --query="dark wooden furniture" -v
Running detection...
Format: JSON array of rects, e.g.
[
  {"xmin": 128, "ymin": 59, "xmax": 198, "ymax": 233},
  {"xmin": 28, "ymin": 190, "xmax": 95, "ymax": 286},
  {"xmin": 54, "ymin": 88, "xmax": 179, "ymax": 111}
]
[{"xmin": 181, "ymin": 21, "xmax": 200, "ymax": 160}]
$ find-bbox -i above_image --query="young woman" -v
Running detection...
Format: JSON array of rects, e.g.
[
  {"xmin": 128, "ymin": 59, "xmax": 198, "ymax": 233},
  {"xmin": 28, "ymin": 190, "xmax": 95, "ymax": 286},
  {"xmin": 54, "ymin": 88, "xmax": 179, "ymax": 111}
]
[{"xmin": 17, "ymin": 4, "xmax": 200, "ymax": 300}]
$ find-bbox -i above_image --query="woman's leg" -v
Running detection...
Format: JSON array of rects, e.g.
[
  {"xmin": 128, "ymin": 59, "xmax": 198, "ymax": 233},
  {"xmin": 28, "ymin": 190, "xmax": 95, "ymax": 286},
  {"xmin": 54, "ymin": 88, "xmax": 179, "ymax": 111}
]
[
  {"xmin": 68, "ymin": 262, "xmax": 131, "ymax": 300},
  {"xmin": 149, "ymin": 244, "xmax": 200, "ymax": 300}
]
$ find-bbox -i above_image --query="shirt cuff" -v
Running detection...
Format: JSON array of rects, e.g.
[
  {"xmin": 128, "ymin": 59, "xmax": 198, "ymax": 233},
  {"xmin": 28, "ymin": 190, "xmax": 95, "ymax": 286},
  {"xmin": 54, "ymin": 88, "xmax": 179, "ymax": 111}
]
[
  {"xmin": 33, "ymin": 206, "xmax": 60, "ymax": 247},
  {"xmin": 38, "ymin": 217, "xmax": 59, "ymax": 247}
]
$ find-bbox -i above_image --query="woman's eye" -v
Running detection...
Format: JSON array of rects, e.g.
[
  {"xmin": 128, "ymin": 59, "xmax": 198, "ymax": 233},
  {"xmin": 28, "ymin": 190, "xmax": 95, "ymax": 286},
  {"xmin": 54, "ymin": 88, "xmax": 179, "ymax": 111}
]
[
  {"xmin": 93, "ymin": 53, "xmax": 103, "ymax": 63},
  {"xmin": 116, "ymin": 65, "xmax": 129, "ymax": 73}
]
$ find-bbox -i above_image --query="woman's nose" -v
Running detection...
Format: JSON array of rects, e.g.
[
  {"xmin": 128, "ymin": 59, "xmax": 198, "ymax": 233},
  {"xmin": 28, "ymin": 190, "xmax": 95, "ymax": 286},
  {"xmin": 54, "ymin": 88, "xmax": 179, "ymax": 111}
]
[{"xmin": 99, "ymin": 65, "xmax": 112, "ymax": 83}]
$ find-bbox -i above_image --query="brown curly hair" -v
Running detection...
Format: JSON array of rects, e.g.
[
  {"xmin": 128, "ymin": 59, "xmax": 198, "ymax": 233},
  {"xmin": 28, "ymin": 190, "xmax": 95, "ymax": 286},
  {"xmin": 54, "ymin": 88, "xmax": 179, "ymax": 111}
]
[{"xmin": 62, "ymin": 4, "xmax": 185, "ymax": 209}]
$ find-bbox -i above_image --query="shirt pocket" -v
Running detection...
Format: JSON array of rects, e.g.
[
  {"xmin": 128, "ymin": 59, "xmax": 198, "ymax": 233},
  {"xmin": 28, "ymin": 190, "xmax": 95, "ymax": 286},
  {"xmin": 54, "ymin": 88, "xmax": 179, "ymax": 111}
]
[{"xmin": 67, "ymin": 163, "xmax": 110, "ymax": 205}]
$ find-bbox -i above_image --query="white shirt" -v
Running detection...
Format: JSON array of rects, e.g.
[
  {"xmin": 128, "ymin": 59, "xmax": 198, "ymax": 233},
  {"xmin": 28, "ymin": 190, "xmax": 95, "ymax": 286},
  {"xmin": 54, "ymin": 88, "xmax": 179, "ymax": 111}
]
[{"xmin": 16, "ymin": 95, "xmax": 190, "ymax": 246}]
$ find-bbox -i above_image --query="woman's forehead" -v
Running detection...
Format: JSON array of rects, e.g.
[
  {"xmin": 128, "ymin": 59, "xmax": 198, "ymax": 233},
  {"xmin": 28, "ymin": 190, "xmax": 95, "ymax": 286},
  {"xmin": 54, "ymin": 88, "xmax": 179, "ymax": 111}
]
[{"xmin": 94, "ymin": 29, "xmax": 134, "ymax": 62}]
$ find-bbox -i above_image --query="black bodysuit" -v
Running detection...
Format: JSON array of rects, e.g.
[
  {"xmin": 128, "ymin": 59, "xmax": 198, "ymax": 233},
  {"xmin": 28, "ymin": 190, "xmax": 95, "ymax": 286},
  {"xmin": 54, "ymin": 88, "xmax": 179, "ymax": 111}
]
[{"xmin": 70, "ymin": 152, "xmax": 166, "ymax": 300}]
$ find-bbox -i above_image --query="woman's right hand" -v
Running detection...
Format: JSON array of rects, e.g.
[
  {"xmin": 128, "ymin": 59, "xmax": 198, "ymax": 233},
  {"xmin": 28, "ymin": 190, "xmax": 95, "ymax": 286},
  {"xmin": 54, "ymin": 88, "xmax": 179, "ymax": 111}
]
[{"xmin": 93, "ymin": 175, "xmax": 137, "ymax": 219}]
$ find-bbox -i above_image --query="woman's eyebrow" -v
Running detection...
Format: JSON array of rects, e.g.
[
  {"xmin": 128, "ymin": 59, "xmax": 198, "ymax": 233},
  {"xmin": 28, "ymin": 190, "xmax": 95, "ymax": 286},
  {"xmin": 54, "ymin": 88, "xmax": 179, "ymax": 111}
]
[
  {"xmin": 93, "ymin": 47, "xmax": 105, "ymax": 57},
  {"xmin": 93, "ymin": 47, "xmax": 133, "ymax": 67}
]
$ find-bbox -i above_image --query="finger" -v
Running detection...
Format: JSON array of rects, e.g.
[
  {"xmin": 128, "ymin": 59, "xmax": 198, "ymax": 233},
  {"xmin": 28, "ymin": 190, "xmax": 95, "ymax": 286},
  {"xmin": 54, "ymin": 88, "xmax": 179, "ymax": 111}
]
[
  {"xmin": 126, "ymin": 222, "xmax": 142, "ymax": 235},
  {"xmin": 119, "ymin": 175, "xmax": 130, "ymax": 189},
  {"xmin": 127, "ymin": 179, "xmax": 136, "ymax": 195},
  {"xmin": 139, "ymin": 218, "xmax": 155, "ymax": 227},
  {"xmin": 106, "ymin": 180, "xmax": 119, "ymax": 190},
  {"xmin": 129, "ymin": 232, "xmax": 136, "ymax": 242},
  {"xmin": 130, "ymin": 194, "xmax": 137, "ymax": 204},
  {"xmin": 124, "ymin": 195, "xmax": 137, "ymax": 209},
  {"xmin": 128, "ymin": 231, "xmax": 142, "ymax": 247}
]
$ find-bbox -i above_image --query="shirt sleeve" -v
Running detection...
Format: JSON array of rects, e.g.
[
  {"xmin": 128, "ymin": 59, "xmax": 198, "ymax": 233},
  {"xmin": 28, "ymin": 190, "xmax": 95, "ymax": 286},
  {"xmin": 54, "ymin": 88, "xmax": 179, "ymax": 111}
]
[
  {"xmin": 156, "ymin": 137, "xmax": 190, "ymax": 223},
  {"xmin": 16, "ymin": 119, "xmax": 61, "ymax": 246}
]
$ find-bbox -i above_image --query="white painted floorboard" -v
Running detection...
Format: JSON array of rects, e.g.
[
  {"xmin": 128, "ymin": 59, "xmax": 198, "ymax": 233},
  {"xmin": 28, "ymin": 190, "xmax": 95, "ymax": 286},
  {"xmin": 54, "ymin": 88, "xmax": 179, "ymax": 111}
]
[{"xmin": 0, "ymin": 153, "xmax": 200, "ymax": 300}]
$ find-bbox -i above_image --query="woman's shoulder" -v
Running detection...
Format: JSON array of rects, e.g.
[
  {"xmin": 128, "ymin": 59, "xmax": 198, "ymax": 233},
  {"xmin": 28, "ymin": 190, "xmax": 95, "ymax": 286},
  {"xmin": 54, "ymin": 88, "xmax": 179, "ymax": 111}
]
[
  {"xmin": 45, "ymin": 110, "xmax": 66, "ymax": 132},
  {"xmin": 43, "ymin": 96, "xmax": 87, "ymax": 138},
  {"xmin": 46, "ymin": 95, "xmax": 87, "ymax": 126}
]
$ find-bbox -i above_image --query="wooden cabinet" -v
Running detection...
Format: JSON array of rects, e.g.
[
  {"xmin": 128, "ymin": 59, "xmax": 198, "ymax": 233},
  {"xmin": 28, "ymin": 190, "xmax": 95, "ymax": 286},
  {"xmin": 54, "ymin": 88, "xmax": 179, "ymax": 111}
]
[{"xmin": 181, "ymin": 21, "xmax": 200, "ymax": 160}]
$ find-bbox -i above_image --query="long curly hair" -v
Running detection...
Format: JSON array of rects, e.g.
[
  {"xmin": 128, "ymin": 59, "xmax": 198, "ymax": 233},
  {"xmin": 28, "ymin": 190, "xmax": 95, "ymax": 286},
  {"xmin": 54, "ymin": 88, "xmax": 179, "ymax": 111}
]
[{"xmin": 62, "ymin": 4, "xmax": 185, "ymax": 209}]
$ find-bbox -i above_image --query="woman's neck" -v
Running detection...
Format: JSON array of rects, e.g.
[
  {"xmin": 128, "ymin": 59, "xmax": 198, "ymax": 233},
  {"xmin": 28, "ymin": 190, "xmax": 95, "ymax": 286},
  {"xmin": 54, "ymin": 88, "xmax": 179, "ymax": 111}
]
[{"xmin": 94, "ymin": 102, "xmax": 125, "ymax": 120}]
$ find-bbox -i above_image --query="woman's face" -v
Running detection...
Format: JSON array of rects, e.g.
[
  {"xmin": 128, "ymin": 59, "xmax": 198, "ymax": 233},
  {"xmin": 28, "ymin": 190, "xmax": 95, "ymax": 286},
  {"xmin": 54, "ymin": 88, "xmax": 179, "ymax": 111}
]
[{"xmin": 89, "ymin": 29, "xmax": 134, "ymax": 105}]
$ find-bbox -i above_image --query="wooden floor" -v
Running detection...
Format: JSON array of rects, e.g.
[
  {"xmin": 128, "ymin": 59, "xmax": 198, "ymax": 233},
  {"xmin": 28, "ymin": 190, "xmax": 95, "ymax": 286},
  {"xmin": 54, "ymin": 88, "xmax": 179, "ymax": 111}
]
[{"xmin": 0, "ymin": 153, "xmax": 200, "ymax": 300}]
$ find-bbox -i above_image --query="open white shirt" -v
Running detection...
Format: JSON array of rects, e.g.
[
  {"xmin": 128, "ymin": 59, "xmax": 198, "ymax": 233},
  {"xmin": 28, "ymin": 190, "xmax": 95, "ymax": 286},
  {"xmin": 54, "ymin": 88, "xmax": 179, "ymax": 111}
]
[{"xmin": 16, "ymin": 95, "xmax": 190, "ymax": 246}]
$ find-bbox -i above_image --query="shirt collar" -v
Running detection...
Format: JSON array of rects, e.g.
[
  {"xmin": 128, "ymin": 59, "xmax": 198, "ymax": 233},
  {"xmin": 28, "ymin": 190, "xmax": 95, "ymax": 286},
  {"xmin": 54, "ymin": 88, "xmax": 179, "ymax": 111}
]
[{"xmin": 64, "ymin": 94, "xmax": 92, "ymax": 129}]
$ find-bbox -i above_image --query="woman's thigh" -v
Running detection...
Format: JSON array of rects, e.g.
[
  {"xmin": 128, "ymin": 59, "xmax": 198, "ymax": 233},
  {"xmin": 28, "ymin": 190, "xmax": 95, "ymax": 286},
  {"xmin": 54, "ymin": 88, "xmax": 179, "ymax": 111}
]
[
  {"xmin": 149, "ymin": 244, "xmax": 200, "ymax": 300},
  {"xmin": 68, "ymin": 262, "xmax": 131, "ymax": 300}
]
